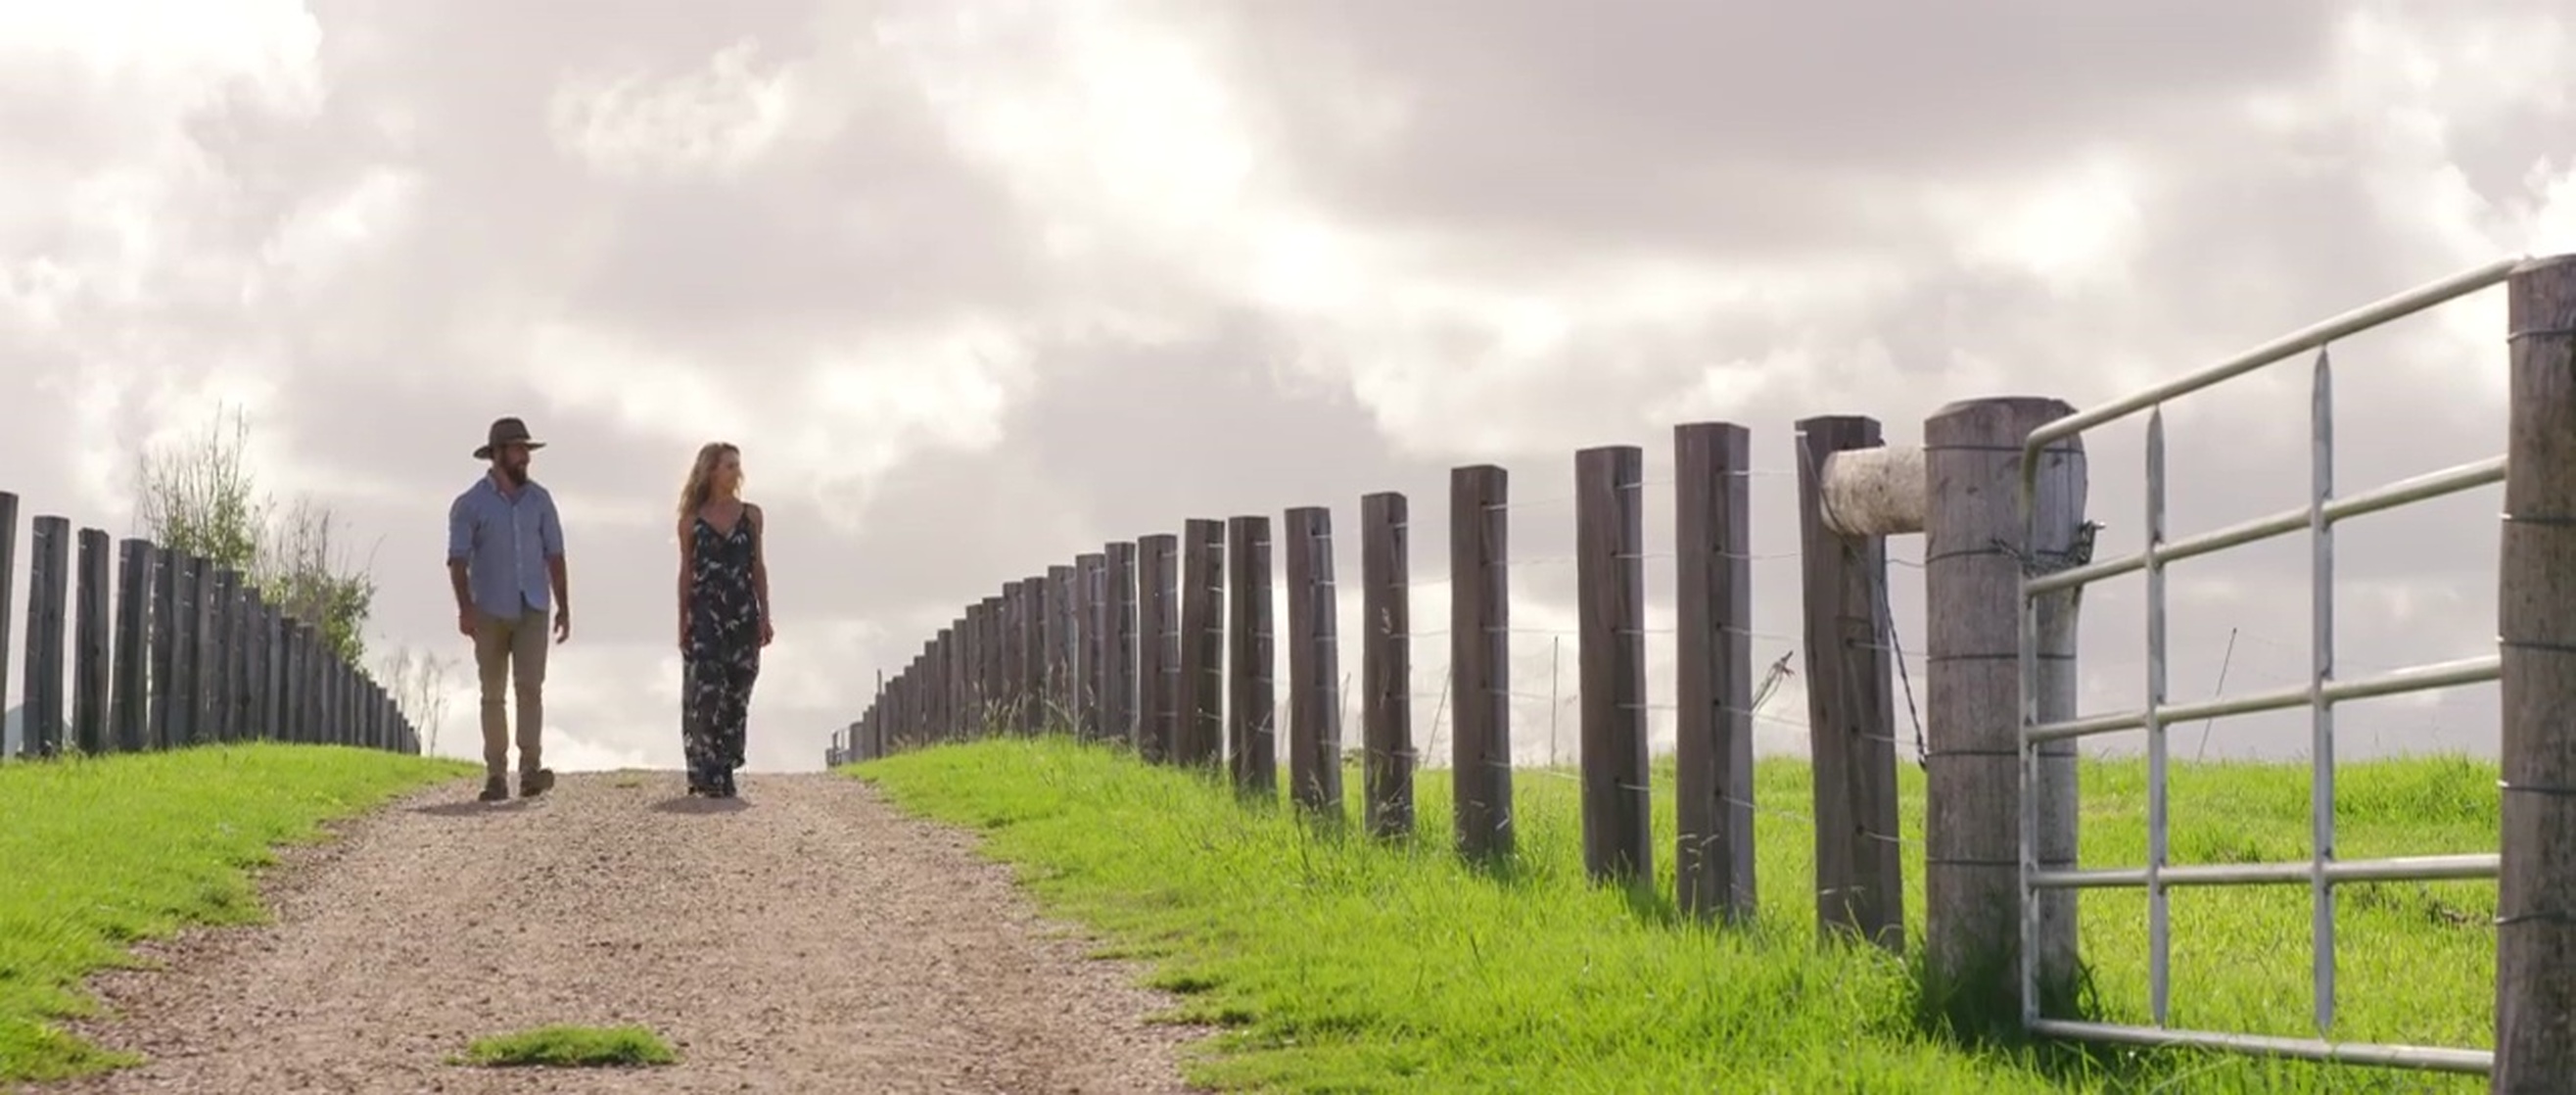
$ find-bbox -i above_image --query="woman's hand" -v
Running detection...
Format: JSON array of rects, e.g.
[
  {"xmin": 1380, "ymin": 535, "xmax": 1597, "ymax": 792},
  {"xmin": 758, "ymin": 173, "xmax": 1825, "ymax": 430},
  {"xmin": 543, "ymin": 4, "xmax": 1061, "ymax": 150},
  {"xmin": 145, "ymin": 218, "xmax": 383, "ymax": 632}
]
[
  {"xmin": 759, "ymin": 618, "xmax": 775, "ymax": 647},
  {"xmin": 679, "ymin": 618, "xmax": 689, "ymax": 655}
]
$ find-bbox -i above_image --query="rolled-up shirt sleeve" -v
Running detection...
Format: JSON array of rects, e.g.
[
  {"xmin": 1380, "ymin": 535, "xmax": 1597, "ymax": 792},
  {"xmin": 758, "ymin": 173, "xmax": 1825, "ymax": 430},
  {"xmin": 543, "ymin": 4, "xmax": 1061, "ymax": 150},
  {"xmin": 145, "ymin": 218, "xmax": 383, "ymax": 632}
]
[{"xmin": 447, "ymin": 495, "xmax": 472, "ymax": 562}]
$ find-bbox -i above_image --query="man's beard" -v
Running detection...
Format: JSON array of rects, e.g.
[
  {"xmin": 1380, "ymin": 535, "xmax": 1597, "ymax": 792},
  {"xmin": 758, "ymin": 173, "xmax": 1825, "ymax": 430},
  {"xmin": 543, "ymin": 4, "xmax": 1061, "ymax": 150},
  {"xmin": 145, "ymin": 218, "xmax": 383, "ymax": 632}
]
[{"xmin": 500, "ymin": 463, "xmax": 530, "ymax": 486}]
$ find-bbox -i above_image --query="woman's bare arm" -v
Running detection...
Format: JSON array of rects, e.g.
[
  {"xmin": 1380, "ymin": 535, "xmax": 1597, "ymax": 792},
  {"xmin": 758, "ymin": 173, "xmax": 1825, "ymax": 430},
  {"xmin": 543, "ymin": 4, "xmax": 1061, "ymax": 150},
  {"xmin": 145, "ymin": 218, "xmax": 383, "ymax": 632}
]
[
  {"xmin": 676, "ymin": 517, "xmax": 694, "ymax": 646},
  {"xmin": 748, "ymin": 503, "xmax": 773, "ymax": 625}
]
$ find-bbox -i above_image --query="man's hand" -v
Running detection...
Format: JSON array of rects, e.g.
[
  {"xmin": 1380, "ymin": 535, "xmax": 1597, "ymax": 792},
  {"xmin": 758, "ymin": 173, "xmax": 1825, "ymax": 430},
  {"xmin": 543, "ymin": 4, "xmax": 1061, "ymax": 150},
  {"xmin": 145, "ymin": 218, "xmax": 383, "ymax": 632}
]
[
  {"xmin": 457, "ymin": 607, "xmax": 476, "ymax": 638},
  {"xmin": 554, "ymin": 605, "xmax": 573, "ymax": 644},
  {"xmin": 679, "ymin": 618, "xmax": 690, "ymax": 655},
  {"xmin": 759, "ymin": 618, "xmax": 774, "ymax": 648}
]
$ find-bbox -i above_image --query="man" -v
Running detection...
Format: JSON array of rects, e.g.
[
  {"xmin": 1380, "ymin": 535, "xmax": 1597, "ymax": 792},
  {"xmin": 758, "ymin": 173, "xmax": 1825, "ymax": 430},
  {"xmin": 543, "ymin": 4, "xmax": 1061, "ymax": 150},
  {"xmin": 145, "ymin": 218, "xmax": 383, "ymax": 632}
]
[{"xmin": 447, "ymin": 416, "xmax": 572, "ymax": 802}]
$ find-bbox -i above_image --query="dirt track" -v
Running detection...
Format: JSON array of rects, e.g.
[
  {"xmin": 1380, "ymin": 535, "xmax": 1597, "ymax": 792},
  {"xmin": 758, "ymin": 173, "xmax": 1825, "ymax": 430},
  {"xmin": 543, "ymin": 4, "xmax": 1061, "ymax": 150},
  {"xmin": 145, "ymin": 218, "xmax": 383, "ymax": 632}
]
[{"xmin": 38, "ymin": 773, "xmax": 1197, "ymax": 1094}]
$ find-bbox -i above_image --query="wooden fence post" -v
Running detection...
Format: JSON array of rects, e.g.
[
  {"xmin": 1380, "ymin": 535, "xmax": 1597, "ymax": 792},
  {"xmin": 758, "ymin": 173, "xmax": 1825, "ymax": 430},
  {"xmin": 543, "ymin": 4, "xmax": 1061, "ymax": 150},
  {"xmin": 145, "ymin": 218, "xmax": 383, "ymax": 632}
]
[
  {"xmin": 1924, "ymin": 397, "xmax": 2087, "ymax": 1015},
  {"xmin": 258, "ymin": 603, "xmax": 282, "ymax": 741},
  {"xmin": 73, "ymin": 528, "xmax": 112, "ymax": 754},
  {"xmin": 1674, "ymin": 422, "xmax": 1758, "ymax": 923},
  {"xmin": 305, "ymin": 622, "xmax": 326, "ymax": 743},
  {"xmin": 1284, "ymin": 506, "xmax": 1343, "ymax": 816},
  {"xmin": 937, "ymin": 623, "xmax": 958, "ymax": 741},
  {"xmin": 960, "ymin": 603, "xmax": 983, "ymax": 736},
  {"xmin": 1451, "ymin": 465, "xmax": 1513, "ymax": 861},
  {"xmin": 1576, "ymin": 447, "xmax": 1651, "ymax": 885},
  {"xmin": 1138, "ymin": 534, "xmax": 1179, "ymax": 763},
  {"xmin": 1105, "ymin": 542, "xmax": 1139, "ymax": 750},
  {"xmin": 1017, "ymin": 583, "xmax": 1034, "ymax": 734},
  {"xmin": 2497, "ymin": 253, "xmax": 2576, "ymax": 1092},
  {"xmin": 148, "ymin": 550, "xmax": 175, "ymax": 748},
  {"xmin": 1177, "ymin": 519, "xmax": 1226, "ymax": 770},
  {"xmin": 1361, "ymin": 492, "xmax": 1413, "ymax": 839},
  {"xmin": 1795, "ymin": 415, "xmax": 1905, "ymax": 952},
  {"xmin": 167, "ymin": 556, "xmax": 200, "ymax": 746},
  {"xmin": 192, "ymin": 556, "xmax": 219, "ymax": 744},
  {"xmin": 980, "ymin": 598, "xmax": 1000, "ymax": 733},
  {"xmin": 209, "ymin": 568, "xmax": 239, "ymax": 743},
  {"xmin": 319, "ymin": 651, "xmax": 336, "ymax": 744},
  {"xmin": 892, "ymin": 670, "xmax": 906, "ymax": 750},
  {"xmin": 1094, "ymin": 554, "xmax": 1117, "ymax": 739},
  {"xmin": 276, "ymin": 619, "xmax": 301, "ymax": 742},
  {"xmin": 113, "ymin": 540, "xmax": 152, "ymax": 752},
  {"xmin": 0, "ymin": 492, "xmax": 15, "ymax": 751},
  {"xmin": 1045, "ymin": 564, "xmax": 1074, "ymax": 730},
  {"xmin": 1226, "ymin": 515, "xmax": 1276, "ymax": 798},
  {"xmin": 332, "ymin": 655, "xmax": 346, "ymax": 746},
  {"xmin": 23, "ymin": 515, "xmax": 70, "ymax": 756},
  {"xmin": 1005, "ymin": 577, "xmax": 1025, "ymax": 732},
  {"xmin": 229, "ymin": 587, "xmax": 257, "ymax": 742},
  {"xmin": 1074, "ymin": 552, "xmax": 1103, "ymax": 738}
]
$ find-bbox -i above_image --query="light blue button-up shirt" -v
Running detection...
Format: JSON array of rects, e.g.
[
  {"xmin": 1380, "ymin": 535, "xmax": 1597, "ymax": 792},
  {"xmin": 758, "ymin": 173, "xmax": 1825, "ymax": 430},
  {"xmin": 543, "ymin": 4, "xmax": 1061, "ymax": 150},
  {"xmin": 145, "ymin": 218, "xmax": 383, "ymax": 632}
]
[{"xmin": 447, "ymin": 476, "xmax": 565, "ymax": 620}]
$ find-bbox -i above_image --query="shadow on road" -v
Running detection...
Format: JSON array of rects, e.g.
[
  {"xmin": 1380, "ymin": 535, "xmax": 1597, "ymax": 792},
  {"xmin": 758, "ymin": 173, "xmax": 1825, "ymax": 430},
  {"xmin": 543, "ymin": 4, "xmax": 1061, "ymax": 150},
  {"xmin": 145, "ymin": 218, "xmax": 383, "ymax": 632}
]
[
  {"xmin": 648, "ymin": 795, "xmax": 754, "ymax": 815},
  {"xmin": 409, "ymin": 799, "xmax": 535, "ymax": 818}
]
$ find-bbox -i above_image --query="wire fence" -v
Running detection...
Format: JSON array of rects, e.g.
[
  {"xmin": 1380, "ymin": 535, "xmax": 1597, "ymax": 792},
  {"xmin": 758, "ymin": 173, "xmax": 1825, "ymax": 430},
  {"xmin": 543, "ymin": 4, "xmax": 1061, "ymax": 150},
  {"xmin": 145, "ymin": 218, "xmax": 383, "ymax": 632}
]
[{"xmin": 829, "ymin": 253, "xmax": 2576, "ymax": 1089}]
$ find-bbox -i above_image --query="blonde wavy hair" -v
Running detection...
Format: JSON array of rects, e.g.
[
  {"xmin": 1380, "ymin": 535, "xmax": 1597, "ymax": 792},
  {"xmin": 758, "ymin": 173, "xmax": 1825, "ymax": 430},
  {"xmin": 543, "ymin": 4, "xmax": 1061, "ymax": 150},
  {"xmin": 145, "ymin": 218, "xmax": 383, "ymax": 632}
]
[{"xmin": 678, "ymin": 442, "xmax": 743, "ymax": 521}]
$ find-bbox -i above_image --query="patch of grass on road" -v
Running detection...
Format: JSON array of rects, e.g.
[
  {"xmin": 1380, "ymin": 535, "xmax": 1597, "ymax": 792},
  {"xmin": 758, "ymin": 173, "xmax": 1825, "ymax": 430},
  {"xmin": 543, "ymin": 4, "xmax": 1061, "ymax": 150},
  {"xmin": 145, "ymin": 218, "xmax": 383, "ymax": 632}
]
[
  {"xmin": 853, "ymin": 737, "xmax": 2496, "ymax": 1094},
  {"xmin": 0, "ymin": 743, "xmax": 472, "ymax": 1082},
  {"xmin": 457, "ymin": 1024, "xmax": 678, "ymax": 1068}
]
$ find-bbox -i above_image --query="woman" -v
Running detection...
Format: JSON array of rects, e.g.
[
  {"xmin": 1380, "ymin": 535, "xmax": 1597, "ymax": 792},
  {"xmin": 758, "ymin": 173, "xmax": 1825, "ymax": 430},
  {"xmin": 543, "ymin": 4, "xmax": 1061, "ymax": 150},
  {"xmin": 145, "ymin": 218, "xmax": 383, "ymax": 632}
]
[{"xmin": 676, "ymin": 441, "xmax": 772, "ymax": 797}]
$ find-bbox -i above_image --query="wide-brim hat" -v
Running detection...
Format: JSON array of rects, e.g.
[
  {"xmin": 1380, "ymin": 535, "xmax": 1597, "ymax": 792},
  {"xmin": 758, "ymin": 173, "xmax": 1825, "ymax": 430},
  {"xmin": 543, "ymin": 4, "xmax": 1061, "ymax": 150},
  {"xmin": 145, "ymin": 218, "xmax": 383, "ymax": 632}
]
[{"xmin": 472, "ymin": 416, "xmax": 547, "ymax": 460}]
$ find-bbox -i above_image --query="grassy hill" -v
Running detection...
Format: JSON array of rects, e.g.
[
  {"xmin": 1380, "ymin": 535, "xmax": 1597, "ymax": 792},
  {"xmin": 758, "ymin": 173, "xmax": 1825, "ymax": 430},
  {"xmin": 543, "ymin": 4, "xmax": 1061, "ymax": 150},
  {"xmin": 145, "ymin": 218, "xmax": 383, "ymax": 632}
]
[{"xmin": 853, "ymin": 738, "xmax": 2495, "ymax": 1093}]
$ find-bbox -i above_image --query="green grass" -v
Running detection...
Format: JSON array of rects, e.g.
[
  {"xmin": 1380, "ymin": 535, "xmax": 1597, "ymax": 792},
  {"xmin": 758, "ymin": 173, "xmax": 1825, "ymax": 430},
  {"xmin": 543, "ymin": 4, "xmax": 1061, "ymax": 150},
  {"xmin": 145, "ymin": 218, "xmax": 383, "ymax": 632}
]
[
  {"xmin": 852, "ymin": 738, "xmax": 2498, "ymax": 1094},
  {"xmin": 455, "ymin": 1024, "xmax": 678, "ymax": 1068},
  {"xmin": 0, "ymin": 743, "xmax": 474, "ymax": 1082}
]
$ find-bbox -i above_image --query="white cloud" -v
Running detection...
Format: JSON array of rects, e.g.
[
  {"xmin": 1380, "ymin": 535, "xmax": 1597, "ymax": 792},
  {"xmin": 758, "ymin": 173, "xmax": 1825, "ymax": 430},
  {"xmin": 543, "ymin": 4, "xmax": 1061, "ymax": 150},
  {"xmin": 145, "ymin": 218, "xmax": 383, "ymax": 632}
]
[{"xmin": 549, "ymin": 40, "xmax": 803, "ymax": 179}]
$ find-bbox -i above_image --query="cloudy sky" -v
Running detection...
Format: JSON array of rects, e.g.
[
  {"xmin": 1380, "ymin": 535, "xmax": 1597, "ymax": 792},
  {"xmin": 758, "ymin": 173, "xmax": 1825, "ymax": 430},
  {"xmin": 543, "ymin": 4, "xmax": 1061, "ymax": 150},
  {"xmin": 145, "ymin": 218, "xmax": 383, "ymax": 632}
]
[{"xmin": 4, "ymin": 0, "xmax": 2572, "ymax": 775}]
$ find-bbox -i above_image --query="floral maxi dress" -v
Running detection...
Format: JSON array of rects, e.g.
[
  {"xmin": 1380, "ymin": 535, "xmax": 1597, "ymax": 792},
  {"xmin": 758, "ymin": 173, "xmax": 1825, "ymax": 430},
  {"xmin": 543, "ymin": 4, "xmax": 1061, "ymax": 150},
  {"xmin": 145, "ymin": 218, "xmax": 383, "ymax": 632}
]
[{"xmin": 683, "ymin": 510, "xmax": 762, "ymax": 795}]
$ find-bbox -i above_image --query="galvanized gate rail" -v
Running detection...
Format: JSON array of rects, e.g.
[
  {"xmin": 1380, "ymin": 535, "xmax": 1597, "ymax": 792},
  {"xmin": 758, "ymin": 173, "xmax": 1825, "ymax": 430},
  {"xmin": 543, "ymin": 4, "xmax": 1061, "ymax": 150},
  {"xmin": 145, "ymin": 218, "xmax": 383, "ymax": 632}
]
[{"xmin": 2014, "ymin": 256, "xmax": 2526, "ymax": 1075}]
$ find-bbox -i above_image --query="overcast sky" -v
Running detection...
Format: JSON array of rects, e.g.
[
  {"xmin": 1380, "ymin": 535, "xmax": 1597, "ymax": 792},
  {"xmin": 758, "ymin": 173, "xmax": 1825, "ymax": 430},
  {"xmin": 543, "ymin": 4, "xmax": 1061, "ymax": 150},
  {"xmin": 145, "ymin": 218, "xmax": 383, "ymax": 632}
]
[{"xmin": 5, "ymin": 0, "xmax": 2572, "ymax": 774}]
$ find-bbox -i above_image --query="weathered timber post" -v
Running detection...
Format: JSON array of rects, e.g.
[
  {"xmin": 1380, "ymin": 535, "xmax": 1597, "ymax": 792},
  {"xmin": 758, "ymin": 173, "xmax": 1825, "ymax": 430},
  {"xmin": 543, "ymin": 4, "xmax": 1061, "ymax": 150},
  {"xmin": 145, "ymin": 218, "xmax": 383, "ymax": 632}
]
[
  {"xmin": 112, "ymin": 539, "xmax": 152, "ymax": 752},
  {"xmin": 72, "ymin": 528, "xmax": 112, "ymax": 754},
  {"xmin": 1925, "ymin": 396, "xmax": 2086, "ymax": 1018},
  {"xmin": 1177, "ymin": 520, "xmax": 1226, "ymax": 769},
  {"xmin": 1073, "ymin": 554, "xmax": 1101, "ymax": 738},
  {"xmin": 189, "ymin": 555, "xmax": 216, "ymax": 743},
  {"xmin": 208, "ymin": 568, "xmax": 238, "ymax": 743},
  {"xmin": 998, "ymin": 582, "xmax": 1023, "ymax": 730},
  {"xmin": 1104, "ymin": 542, "xmax": 1139, "ymax": 751},
  {"xmin": 1226, "ymin": 515, "xmax": 1276, "ymax": 798},
  {"xmin": 1361, "ymin": 492, "xmax": 1414, "ymax": 839},
  {"xmin": 960, "ymin": 602, "xmax": 984, "ymax": 736},
  {"xmin": 1577, "ymin": 446, "xmax": 1651, "ymax": 885},
  {"xmin": 258, "ymin": 601, "xmax": 282, "ymax": 741},
  {"xmin": 1674, "ymin": 422, "xmax": 1757, "ymax": 923},
  {"xmin": 1451, "ymin": 465, "xmax": 1513, "ymax": 861},
  {"xmin": 2496, "ymin": 253, "xmax": 2576, "ymax": 1094},
  {"xmin": 1795, "ymin": 415, "xmax": 1906, "ymax": 952},
  {"xmin": 1045, "ymin": 565, "xmax": 1074, "ymax": 729},
  {"xmin": 1138, "ymin": 535, "xmax": 1179, "ymax": 762},
  {"xmin": 148, "ymin": 548, "xmax": 175, "ymax": 747},
  {"xmin": 225, "ymin": 582, "xmax": 255, "ymax": 742},
  {"xmin": 1284, "ymin": 506, "xmax": 1342, "ymax": 817},
  {"xmin": 23, "ymin": 516, "xmax": 70, "ymax": 756},
  {"xmin": 0, "ymin": 493, "xmax": 16, "ymax": 751},
  {"xmin": 983, "ymin": 593, "xmax": 1007, "ymax": 735}
]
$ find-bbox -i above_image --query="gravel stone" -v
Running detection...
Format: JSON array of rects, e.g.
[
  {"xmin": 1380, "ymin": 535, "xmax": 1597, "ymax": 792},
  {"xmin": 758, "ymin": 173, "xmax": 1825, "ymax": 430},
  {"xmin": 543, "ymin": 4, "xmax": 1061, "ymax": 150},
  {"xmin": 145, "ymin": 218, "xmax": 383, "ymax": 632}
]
[{"xmin": 35, "ymin": 773, "xmax": 1203, "ymax": 1094}]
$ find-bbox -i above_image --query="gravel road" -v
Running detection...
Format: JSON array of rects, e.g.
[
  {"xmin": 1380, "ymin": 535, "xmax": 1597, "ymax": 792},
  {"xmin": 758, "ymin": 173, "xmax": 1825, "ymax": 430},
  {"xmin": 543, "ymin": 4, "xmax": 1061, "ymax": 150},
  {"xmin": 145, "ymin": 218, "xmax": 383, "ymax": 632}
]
[{"xmin": 37, "ymin": 773, "xmax": 1198, "ymax": 1094}]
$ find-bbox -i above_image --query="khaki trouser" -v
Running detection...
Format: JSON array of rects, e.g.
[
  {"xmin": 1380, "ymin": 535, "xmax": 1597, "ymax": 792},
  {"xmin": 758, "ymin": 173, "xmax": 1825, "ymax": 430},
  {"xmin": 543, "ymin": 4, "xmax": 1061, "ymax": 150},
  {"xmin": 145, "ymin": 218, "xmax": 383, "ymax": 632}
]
[{"xmin": 474, "ymin": 609, "xmax": 549, "ymax": 779}]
